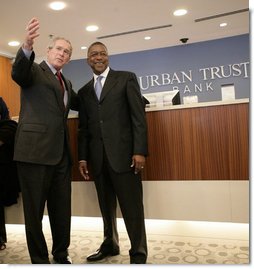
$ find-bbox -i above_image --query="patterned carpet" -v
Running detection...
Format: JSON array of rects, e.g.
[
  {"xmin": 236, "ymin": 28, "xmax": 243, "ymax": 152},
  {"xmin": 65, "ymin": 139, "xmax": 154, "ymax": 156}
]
[{"xmin": 0, "ymin": 224, "xmax": 249, "ymax": 265}]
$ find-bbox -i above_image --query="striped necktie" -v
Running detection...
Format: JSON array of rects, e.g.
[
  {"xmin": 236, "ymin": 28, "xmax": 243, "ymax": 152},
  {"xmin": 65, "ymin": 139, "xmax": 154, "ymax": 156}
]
[
  {"xmin": 56, "ymin": 71, "xmax": 65, "ymax": 97},
  {"xmin": 95, "ymin": 76, "xmax": 103, "ymax": 100}
]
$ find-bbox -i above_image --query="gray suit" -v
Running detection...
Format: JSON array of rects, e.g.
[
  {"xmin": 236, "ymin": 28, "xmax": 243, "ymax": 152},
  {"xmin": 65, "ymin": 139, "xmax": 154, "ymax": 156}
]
[
  {"xmin": 11, "ymin": 47, "xmax": 78, "ymax": 263},
  {"xmin": 78, "ymin": 69, "xmax": 148, "ymax": 263}
]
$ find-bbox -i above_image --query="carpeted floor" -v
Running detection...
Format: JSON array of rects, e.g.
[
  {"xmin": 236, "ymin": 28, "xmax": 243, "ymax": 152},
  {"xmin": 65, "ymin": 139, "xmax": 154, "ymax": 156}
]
[{"xmin": 0, "ymin": 219, "xmax": 249, "ymax": 265}]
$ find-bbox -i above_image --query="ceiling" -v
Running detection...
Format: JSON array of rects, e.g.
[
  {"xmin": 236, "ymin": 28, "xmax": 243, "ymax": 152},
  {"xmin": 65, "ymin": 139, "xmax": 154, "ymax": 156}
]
[{"xmin": 0, "ymin": 0, "xmax": 249, "ymax": 61}]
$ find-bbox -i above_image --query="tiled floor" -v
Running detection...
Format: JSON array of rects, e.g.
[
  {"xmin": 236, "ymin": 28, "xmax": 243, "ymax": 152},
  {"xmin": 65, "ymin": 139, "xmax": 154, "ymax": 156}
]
[{"xmin": 0, "ymin": 216, "xmax": 249, "ymax": 267}]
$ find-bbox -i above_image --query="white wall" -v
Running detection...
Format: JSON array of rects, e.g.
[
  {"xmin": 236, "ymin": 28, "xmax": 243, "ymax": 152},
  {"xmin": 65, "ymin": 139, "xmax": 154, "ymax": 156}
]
[{"xmin": 5, "ymin": 180, "xmax": 249, "ymax": 224}]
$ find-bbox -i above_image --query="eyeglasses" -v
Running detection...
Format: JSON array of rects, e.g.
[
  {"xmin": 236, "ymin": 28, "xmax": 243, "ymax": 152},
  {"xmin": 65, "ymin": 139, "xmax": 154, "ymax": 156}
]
[{"xmin": 89, "ymin": 51, "xmax": 108, "ymax": 58}]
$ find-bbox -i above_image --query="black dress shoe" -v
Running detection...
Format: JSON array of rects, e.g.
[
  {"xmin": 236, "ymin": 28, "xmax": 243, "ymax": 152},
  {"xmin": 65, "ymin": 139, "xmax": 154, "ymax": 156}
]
[
  {"xmin": 53, "ymin": 256, "xmax": 72, "ymax": 264},
  {"xmin": 87, "ymin": 249, "xmax": 119, "ymax": 262},
  {"xmin": 130, "ymin": 254, "xmax": 147, "ymax": 264}
]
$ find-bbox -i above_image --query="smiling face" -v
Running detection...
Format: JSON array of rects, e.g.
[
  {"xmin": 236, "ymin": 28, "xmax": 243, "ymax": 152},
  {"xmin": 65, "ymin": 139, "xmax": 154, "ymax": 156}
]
[
  {"xmin": 47, "ymin": 39, "xmax": 72, "ymax": 71},
  {"xmin": 87, "ymin": 43, "xmax": 109, "ymax": 75}
]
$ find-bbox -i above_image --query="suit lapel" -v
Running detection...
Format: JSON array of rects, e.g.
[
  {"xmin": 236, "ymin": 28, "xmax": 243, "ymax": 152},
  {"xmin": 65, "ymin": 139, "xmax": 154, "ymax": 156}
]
[
  {"xmin": 40, "ymin": 61, "xmax": 66, "ymax": 111},
  {"xmin": 99, "ymin": 70, "xmax": 117, "ymax": 102},
  {"xmin": 61, "ymin": 75, "xmax": 71, "ymax": 111},
  {"xmin": 87, "ymin": 79, "xmax": 100, "ymax": 102}
]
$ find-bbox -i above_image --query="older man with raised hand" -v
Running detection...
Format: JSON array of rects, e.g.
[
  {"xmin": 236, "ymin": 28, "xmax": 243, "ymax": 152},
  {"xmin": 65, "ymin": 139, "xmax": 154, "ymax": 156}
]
[{"xmin": 11, "ymin": 17, "xmax": 79, "ymax": 264}]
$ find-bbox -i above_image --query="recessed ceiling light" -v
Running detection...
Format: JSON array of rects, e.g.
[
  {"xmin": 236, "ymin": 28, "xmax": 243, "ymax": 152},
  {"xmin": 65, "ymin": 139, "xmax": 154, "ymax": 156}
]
[
  {"xmin": 81, "ymin": 46, "xmax": 87, "ymax": 50},
  {"xmin": 8, "ymin": 41, "xmax": 20, "ymax": 47},
  {"xmin": 49, "ymin": 1, "xmax": 66, "ymax": 11},
  {"xmin": 144, "ymin": 36, "xmax": 151, "ymax": 40},
  {"xmin": 86, "ymin": 25, "xmax": 99, "ymax": 32},
  {"xmin": 173, "ymin": 9, "xmax": 188, "ymax": 16},
  {"xmin": 220, "ymin": 22, "xmax": 227, "ymax": 27}
]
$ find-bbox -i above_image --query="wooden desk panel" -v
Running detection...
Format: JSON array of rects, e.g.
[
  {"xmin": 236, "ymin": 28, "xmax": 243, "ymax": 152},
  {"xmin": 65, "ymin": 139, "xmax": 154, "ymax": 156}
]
[
  {"xmin": 143, "ymin": 103, "xmax": 248, "ymax": 180},
  {"xmin": 68, "ymin": 102, "xmax": 249, "ymax": 181}
]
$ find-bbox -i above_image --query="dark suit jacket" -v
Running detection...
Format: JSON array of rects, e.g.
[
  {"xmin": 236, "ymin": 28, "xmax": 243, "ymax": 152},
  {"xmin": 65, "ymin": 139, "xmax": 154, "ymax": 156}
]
[
  {"xmin": 78, "ymin": 69, "xmax": 148, "ymax": 175},
  {"xmin": 11, "ymin": 48, "xmax": 79, "ymax": 165}
]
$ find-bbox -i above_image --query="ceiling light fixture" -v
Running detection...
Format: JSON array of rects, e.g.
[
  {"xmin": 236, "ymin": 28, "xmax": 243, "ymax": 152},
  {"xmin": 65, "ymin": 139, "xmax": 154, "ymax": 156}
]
[
  {"xmin": 144, "ymin": 36, "xmax": 151, "ymax": 40},
  {"xmin": 81, "ymin": 46, "xmax": 87, "ymax": 50},
  {"xmin": 173, "ymin": 9, "xmax": 187, "ymax": 16},
  {"xmin": 8, "ymin": 41, "xmax": 20, "ymax": 47},
  {"xmin": 49, "ymin": 1, "xmax": 66, "ymax": 11},
  {"xmin": 86, "ymin": 25, "xmax": 99, "ymax": 32},
  {"xmin": 220, "ymin": 22, "xmax": 227, "ymax": 27}
]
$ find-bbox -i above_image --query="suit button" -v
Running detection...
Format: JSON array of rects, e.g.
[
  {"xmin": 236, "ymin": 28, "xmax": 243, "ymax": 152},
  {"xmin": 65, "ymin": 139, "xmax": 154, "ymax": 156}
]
[{"xmin": 100, "ymin": 120, "xmax": 103, "ymax": 124}]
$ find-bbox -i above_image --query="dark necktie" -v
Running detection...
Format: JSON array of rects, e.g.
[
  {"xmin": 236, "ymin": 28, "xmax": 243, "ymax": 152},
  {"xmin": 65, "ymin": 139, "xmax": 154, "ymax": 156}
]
[
  {"xmin": 56, "ymin": 71, "xmax": 65, "ymax": 97},
  {"xmin": 95, "ymin": 76, "xmax": 103, "ymax": 100}
]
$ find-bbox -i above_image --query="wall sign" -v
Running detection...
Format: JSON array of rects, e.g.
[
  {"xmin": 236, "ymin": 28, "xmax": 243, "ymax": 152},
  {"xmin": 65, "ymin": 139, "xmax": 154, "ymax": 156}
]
[{"xmin": 63, "ymin": 34, "xmax": 249, "ymax": 104}]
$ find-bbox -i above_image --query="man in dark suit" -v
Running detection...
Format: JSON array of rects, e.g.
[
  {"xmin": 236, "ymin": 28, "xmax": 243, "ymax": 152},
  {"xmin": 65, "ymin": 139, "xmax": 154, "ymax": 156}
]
[
  {"xmin": 78, "ymin": 42, "xmax": 148, "ymax": 264},
  {"xmin": 11, "ymin": 18, "xmax": 78, "ymax": 264}
]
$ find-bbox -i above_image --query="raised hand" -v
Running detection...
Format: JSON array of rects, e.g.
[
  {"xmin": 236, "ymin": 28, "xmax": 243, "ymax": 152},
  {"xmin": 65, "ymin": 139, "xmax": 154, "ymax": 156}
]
[{"xmin": 23, "ymin": 17, "xmax": 40, "ymax": 50}]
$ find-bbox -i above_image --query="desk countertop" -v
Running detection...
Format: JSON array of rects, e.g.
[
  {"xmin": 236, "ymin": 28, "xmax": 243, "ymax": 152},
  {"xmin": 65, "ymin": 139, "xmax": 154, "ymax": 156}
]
[
  {"xmin": 12, "ymin": 98, "xmax": 249, "ymax": 121},
  {"xmin": 145, "ymin": 98, "xmax": 249, "ymax": 112}
]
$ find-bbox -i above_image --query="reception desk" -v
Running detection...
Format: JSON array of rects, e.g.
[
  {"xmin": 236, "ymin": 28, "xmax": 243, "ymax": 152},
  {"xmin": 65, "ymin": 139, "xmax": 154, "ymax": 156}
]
[
  {"xmin": 7, "ymin": 99, "xmax": 249, "ymax": 223},
  {"xmin": 68, "ymin": 99, "xmax": 249, "ymax": 181}
]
